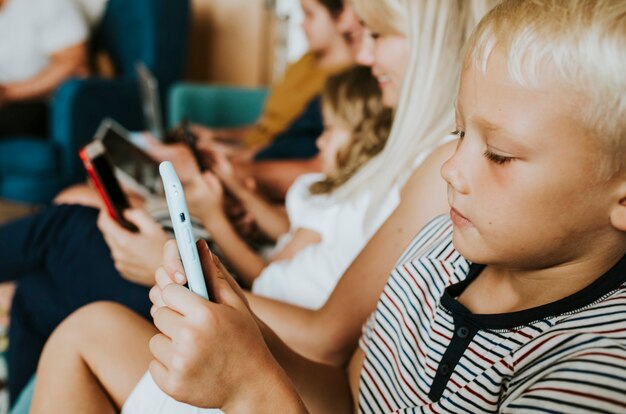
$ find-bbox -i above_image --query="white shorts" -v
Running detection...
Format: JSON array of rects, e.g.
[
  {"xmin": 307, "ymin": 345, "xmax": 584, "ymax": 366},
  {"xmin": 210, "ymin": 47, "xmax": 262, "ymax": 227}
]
[{"xmin": 122, "ymin": 371, "xmax": 223, "ymax": 414}]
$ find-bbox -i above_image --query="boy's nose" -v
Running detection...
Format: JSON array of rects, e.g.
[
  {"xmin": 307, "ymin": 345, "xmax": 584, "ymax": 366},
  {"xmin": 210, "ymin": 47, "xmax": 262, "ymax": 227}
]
[{"xmin": 441, "ymin": 153, "xmax": 468, "ymax": 195}]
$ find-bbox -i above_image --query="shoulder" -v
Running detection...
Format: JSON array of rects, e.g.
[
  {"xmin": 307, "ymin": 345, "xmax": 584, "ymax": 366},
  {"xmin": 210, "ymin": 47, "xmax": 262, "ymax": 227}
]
[
  {"xmin": 400, "ymin": 140, "xmax": 456, "ymax": 200},
  {"xmin": 504, "ymin": 321, "xmax": 626, "ymax": 413}
]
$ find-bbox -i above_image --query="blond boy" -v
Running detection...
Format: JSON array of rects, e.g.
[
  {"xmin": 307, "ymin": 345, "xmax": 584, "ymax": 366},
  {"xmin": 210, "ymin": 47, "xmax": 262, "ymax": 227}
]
[{"xmin": 31, "ymin": 0, "xmax": 626, "ymax": 412}]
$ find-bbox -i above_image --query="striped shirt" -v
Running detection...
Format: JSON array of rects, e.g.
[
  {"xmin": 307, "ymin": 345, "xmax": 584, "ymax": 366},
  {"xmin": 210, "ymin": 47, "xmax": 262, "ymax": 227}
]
[{"xmin": 359, "ymin": 215, "xmax": 626, "ymax": 413}]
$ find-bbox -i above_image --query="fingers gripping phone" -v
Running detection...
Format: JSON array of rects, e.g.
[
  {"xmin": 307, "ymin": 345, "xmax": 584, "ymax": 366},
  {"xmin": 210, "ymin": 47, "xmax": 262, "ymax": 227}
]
[
  {"xmin": 159, "ymin": 161, "xmax": 210, "ymax": 300},
  {"xmin": 80, "ymin": 141, "xmax": 139, "ymax": 232}
]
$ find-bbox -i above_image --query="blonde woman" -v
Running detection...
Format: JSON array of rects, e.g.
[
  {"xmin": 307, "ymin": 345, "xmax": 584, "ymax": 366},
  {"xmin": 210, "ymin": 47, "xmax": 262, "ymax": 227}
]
[
  {"xmin": 30, "ymin": 1, "xmax": 497, "ymax": 413},
  {"xmin": 247, "ymin": 0, "xmax": 496, "ymax": 364}
]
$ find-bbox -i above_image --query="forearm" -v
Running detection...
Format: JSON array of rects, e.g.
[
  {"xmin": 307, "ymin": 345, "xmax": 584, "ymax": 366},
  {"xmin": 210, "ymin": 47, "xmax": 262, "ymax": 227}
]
[
  {"xmin": 213, "ymin": 126, "xmax": 253, "ymax": 144},
  {"xmin": 226, "ymin": 362, "xmax": 308, "ymax": 414},
  {"xmin": 4, "ymin": 43, "xmax": 87, "ymax": 102},
  {"xmin": 248, "ymin": 293, "xmax": 356, "ymax": 366},
  {"xmin": 235, "ymin": 156, "xmax": 323, "ymax": 202},
  {"xmin": 235, "ymin": 189, "xmax": 289, "ymax": 240},
  {"xmin": 259, "ymin": 319, "xmax": 353, "ymax": 414},
  {"xmin": 204, "ymin": 213, "xmax": 266, "ymax": 287}
]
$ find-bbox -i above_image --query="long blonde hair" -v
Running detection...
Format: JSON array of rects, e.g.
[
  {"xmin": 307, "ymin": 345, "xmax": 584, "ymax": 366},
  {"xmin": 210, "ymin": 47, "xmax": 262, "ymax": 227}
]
[
  {"xmin": 310, "ymin": 66, "xmax": 393, "ymax": 195},
  {"xmin": 333, "ymin": 0, "xmax": 497, "ymax": 225}
]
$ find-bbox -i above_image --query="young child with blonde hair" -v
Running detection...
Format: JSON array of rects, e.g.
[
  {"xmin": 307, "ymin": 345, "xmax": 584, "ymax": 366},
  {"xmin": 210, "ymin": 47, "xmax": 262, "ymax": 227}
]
[{"xmin": 184, "ymin": 65, "xmax": 393, "ymax": 309}]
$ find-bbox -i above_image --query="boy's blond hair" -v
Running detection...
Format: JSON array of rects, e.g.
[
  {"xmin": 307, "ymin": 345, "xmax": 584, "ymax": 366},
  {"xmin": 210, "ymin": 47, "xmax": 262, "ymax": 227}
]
[
  {"xmin": 465, "ymin": 0, "xmax": 626, "ymax": 176},
  {"xmin": 310, "ymin": 66, "xmax": 393, "ymax": 195}
]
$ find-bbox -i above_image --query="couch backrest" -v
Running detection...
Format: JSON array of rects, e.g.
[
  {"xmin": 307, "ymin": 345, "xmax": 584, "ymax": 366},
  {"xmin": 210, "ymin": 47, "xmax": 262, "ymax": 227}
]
[{"xmin": 92, "ymin": 0, "xmax": 190, "ymax": 93}]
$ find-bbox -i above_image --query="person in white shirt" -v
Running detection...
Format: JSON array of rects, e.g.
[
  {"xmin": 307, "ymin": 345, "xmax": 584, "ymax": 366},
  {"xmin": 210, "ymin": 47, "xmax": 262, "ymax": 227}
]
[{"xmin": 0, "ymin": 0, "xmax": 88, "ymax": 138}]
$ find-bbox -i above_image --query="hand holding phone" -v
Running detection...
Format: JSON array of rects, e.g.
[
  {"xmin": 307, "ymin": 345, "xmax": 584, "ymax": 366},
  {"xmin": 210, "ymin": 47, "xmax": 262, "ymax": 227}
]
[{"xmin": 159, "ymin": 161, "xmax": 210, "ymax": 299}]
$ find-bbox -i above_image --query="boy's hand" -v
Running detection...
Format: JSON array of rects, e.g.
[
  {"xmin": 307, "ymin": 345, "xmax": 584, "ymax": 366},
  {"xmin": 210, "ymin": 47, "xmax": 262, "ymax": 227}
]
[
  {"xmin": 97, "ymin": 209, "xmax": 168, "ymax": 286},
  {"xmin": 148, "ymin": 240, "xmax": 281, "ymax": 410}
]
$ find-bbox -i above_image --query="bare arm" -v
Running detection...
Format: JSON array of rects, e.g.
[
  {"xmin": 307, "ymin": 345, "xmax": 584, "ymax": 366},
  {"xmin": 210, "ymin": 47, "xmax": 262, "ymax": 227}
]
[
  {"xmin": 225, "ymin": 179, "xmax": 290, "ymax": 240},
  {"xmin": 235, "ymin": 156, "xmax": 323, "ymax": 202},
  {"xmin": 270, "ymin": 228, "xmax": 321, "ymax": 262},
  {"xmin": 209, "ymin": 150, "xmax": 290, "ymax": 239},
  {"xmin": 248, "ymin": 141, "xmax": 456, "ymax": 366},
  {"xmin": 2, "ymin": 42, "xmax": 87, "ymax": 103},
  {"xmin": 193, "ymin": 124, "xmax": 254, "ymax": 146},
  {"xmin": 203, "ymin": 214, "xmax": 267, "ymax": 287},
  {"xmin": 258, "ymin": 319, "xmax": 354, "ymax": 414}
]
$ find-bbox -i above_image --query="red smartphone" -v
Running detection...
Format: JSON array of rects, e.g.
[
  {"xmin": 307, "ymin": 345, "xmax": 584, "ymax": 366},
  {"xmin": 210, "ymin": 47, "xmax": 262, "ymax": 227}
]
[{"xmin": 80, "ymin": 140, "xmax": 139, "ymax": 232}]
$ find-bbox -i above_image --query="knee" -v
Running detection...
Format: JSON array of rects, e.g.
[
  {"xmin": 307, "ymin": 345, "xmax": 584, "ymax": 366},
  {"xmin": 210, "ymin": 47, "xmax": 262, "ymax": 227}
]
[
  {"xmin": 53, "ymin": 184, "xmax": 102, "ymax": 209},
  {"xmin": 47, "ymin": 302, "xmax": 135, "ymax": 350}
]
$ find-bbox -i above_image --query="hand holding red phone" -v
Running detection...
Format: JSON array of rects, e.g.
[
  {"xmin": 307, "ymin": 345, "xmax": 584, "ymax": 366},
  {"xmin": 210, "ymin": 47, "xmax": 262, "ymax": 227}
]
[{"xmin": 97, "ymin": 208, "xmax": 168, "ymax": 286}]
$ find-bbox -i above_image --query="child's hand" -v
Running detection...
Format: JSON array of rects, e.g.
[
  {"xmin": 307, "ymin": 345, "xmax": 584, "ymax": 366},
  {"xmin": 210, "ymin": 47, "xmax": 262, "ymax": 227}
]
[
  {"xmin": 189, "ymin": 124, "xmax": 216, "ymax": 146},
  {"xmin": 210, "ymin": 150, "xmax": 236, "ymax": 181},
  {"xmin": 97, "ymin": 209, "xmax": 169, "ymax": 286},
  {"xmin": 183, "ymin": 172, "xmax": 225, "ymax": 224},
  {"xmin": 148, "ymin": 240, "xmax": 277, "ymax": 410},
  {"xmin": 146, "ymin": 141, "xmax": 200, "ymax": 182}
]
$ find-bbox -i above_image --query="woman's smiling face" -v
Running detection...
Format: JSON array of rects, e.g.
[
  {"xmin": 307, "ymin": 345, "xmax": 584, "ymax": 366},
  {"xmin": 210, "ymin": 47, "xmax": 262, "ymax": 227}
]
[{"xmin": 356, "ymin": 30, "xmax": 409, "ymax": 108}]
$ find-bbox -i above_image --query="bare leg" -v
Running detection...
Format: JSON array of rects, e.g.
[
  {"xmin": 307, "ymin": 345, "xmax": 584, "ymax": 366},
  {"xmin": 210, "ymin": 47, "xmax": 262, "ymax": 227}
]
[
  {"xmin": 31, "ymin": 302, "xmax": 157, "ymax": 413},
  {"xmin": 53, "ymin": 183, "xmax": 103, "ymax": 208}
]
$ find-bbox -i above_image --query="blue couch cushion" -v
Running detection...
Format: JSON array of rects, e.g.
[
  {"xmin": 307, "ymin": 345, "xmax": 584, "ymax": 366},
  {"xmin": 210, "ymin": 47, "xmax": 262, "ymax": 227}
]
[{"xmin": 0, "ymin": 139, "xmax": 58, "ymax": 175}]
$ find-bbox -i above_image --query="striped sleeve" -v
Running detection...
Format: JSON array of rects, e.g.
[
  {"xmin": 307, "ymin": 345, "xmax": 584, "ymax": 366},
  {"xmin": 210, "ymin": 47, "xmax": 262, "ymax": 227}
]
[
  {"xmin": 502, "ymin": 340, "xmax": 626, "ymax": 413},
  {"xmin": 359, "ymin": 312, "xmax": 378, "ymax": 352}
]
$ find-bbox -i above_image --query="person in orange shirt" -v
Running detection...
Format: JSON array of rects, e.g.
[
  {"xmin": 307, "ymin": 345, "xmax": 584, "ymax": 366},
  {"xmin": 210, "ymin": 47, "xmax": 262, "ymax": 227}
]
[{"xmin": 193, "ymin": 0, "xmax": 353, "ymax": 161}]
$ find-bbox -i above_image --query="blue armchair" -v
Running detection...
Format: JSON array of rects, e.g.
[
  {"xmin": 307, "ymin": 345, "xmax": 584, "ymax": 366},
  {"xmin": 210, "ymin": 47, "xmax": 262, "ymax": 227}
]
[{"xmin": 0, "ymin": 0, "xmax": 190, "ymax": 204}]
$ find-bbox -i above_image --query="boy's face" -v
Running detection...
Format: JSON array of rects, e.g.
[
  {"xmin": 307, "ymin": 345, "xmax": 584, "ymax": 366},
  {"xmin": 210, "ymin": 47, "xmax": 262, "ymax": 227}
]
[{"xmin": 441, "ymin": 49, "xmax": 626, "ymax": 269}]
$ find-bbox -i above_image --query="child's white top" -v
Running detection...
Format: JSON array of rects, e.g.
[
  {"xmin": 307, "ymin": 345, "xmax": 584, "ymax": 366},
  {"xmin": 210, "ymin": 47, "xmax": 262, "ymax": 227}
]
[{"xmin": 251, "ymin": 172, "xmax": 401, "ymax": 309}]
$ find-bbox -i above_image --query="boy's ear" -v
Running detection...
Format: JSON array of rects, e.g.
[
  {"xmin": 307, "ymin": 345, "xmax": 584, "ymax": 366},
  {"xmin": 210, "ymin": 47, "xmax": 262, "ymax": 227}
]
[{"xmin": 609, "ymin": 182, "xmax": 626, "ymax": 232}]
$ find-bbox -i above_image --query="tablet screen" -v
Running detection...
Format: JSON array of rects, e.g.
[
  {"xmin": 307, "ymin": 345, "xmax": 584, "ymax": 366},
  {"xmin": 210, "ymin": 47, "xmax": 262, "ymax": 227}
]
[{"xmin": 97, "ymin": 119, "xmax": 163, "ymax": 196}]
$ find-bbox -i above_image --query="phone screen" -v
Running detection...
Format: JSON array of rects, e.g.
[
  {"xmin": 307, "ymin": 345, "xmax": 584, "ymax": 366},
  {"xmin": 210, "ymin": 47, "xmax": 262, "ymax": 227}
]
[{"xmin": 81, "ymin": 144, "xmax": 138, "ymax": 232}]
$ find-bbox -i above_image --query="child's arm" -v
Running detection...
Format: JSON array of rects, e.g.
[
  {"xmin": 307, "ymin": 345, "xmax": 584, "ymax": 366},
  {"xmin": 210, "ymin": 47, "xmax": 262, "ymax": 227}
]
[
  {"xmin": 211, "ymin": 150, "xmax": 290, "ymax": 239},
  {"xmin": 184, "ymin": 173, "xmax": 267, "ymax": 287},
  {"xmin": 227, "ymin": 184, "xmax": 290, "ymax": 241},
  {"xmin": 270, "ymin": 228, "xmax": 322, "ymax": 262}
]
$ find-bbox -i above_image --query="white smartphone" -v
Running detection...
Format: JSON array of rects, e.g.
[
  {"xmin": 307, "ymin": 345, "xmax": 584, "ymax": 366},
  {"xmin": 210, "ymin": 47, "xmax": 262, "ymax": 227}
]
[{"xmin": 159, "ymin": 161, "xmax": 210, "ymax": 300}]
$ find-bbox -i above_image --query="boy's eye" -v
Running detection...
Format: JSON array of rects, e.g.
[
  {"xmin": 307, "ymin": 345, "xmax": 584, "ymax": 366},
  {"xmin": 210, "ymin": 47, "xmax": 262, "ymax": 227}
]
[
  {"xmin": 483, "ymin": 150, "xmax": 514, "ymax": 165},
  {"xmin": 370, "ymin": 32, "xmax": 381, "ymax": 40},
  {"xmin": 451, "ymin": 129, "xmax": 465, "ymax": 139}
]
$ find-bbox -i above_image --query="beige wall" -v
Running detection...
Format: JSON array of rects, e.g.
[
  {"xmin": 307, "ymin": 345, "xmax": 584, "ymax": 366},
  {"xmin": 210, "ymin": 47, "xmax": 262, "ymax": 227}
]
[{"xmin": 186, "ymin": 0, "xmax": 273, "ymax": 87}]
